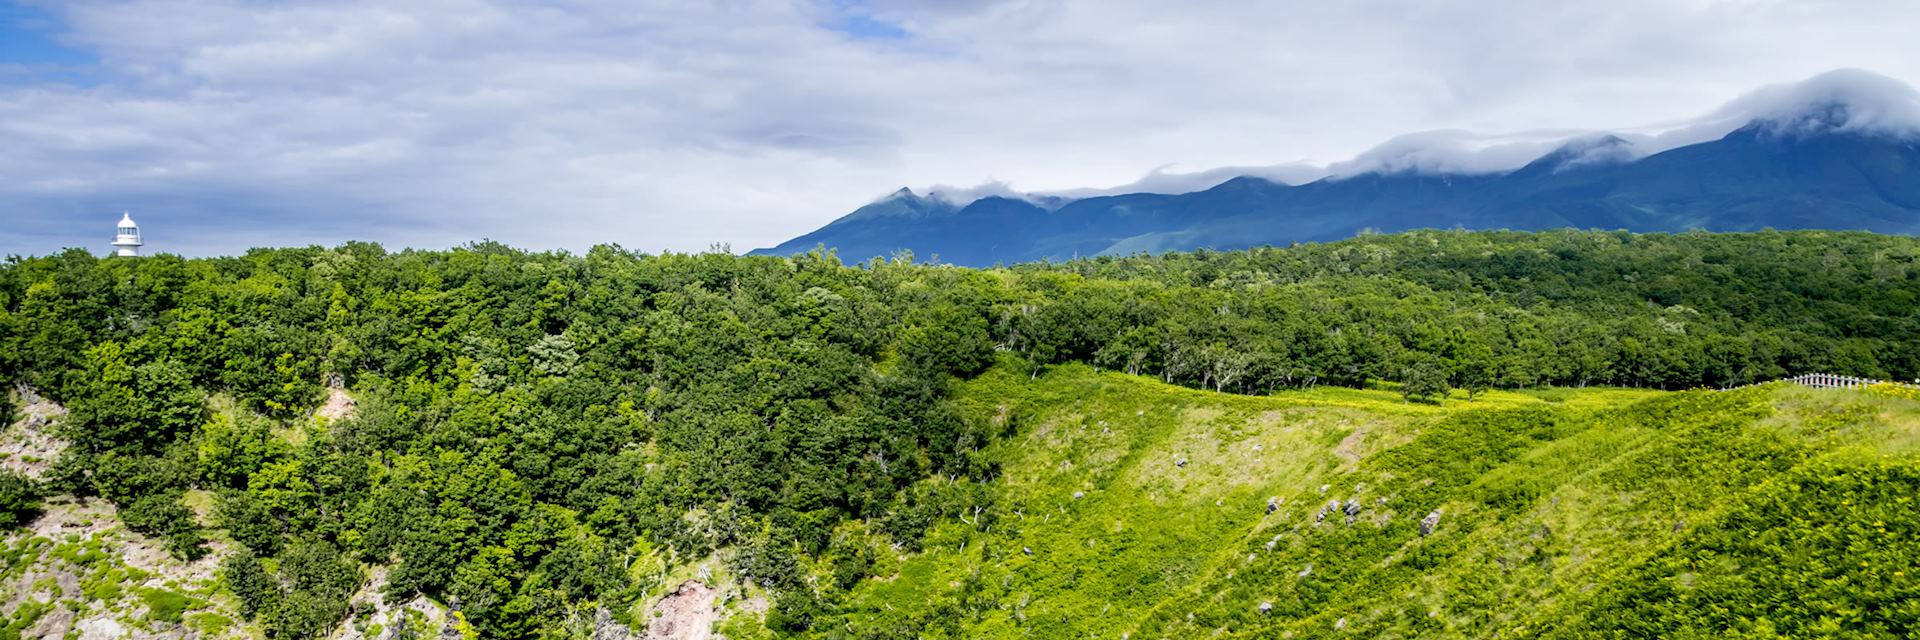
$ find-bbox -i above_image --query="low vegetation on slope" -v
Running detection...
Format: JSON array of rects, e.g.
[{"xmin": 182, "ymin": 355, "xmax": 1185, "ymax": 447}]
[
  {"xmin": 804, "ymin": 365, "xmax": 1919, "ymax": 639},
  {"xmin": 0, "ymin": 391, "xmax": 247, "ymax": 639},
  {"xmin": 0, "ymin": 230, "xmax": 1913, "ymax": 638}
]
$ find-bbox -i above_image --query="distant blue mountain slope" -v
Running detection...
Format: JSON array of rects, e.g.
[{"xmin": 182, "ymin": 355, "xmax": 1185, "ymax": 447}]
[{"xmin": 754, "ymin": 104, "xmax": 1920, "ymax": 267}]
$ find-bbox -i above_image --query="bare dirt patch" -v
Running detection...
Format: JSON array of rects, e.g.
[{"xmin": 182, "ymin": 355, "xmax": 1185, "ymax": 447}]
[
  {"xmin": 316, "ymin": 384, "xmax": 358, "ymax": 424},
  {"xmin": 1335, "ymin": 428, "xmax": 1367, "ymax": 466},
  {"xmin": 644, "ymin": 581, "xmax": 718, "ymax": 640}
]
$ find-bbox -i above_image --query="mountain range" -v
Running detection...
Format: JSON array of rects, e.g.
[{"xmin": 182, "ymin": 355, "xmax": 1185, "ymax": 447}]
[{"xmin": 752, "ymin": 71, "xmax": 1920, "ymax": 266}]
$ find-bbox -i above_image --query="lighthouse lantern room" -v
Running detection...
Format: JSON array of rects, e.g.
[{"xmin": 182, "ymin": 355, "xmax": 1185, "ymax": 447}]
[{"xmin": 111, "ymin": 212, "xmax": 143, "ymax": 257}]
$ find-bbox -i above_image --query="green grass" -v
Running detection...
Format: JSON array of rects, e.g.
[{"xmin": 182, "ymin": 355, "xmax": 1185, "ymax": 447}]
[
  {"xmin": 1, "ymin": 600, "xmax": 52, "ymax": 640},
  {"xmin": 810, "ymin": 365, "xmax": 1920, "ymax": 639},
  {"xmin": 139, "ymin": 587, "xmax": 192, "ymax": 624},
  {"xmin": 186, "ymin": 611, "xmax": 236, "ymax": 636}
]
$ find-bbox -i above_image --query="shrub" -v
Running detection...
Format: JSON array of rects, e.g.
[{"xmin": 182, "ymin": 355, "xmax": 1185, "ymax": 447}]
[
  {"xmin": 0, "ymin": 471, "xmax": 43, "ymax": 529},
  {"xmin": 118, "ymin": 492, "xmax": 204, "ymax": 560}
]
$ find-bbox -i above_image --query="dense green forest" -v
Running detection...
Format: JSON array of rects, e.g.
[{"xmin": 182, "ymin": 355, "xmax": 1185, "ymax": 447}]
[{"xmin": 1, "ymin": 230, "xmax": 1917, "ymax": 638}]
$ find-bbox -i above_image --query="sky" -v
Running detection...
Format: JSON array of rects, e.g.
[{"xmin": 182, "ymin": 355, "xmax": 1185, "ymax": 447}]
[{"xmin": 3, "ymin": 0, "xmax": 1920, "ymax": 257}]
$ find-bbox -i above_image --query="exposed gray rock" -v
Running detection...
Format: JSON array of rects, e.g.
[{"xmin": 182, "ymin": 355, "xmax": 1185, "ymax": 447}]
[
  {"xmin": 21, "ymin": 605, "xmax": 73, "ymax": 640},
  {"xmin": 1313, "ymin": 499, "xmax": 1339, "ymax": 526},
  {"xmin": 1257, "ymin": 601, "xmax": 1273, "ymax": 615},
  {"xmin": 592, "ymin": 607, "xmax": 635, "ymax": 640},
  {"xmin": 7, "ymin": 498, "xmax": 250, "ymax": 640},
  {"xmin": 1265, "ymin": 497, "xmax": 1280, "ymax": 515},
  {"xmin": 1419, "ymin": 510, "xmax": 1441, "ymax": 537},
  {"xmin": 1343, "ymin": 499, "xmax": 1361, "ymax": 525}
]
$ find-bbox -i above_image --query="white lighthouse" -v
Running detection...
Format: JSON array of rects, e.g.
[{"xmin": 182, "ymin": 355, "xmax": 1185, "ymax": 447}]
[{"xmin": 111, "ymin": 212, "xmax": 143, "ymax": 257}]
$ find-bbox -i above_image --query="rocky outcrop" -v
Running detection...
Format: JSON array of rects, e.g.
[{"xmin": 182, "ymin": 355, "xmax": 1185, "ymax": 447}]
[
  {"xmin": 331, "ymin": 566, "xmax": 459, "ymax": 640},
  {"xmin": 2, "ymin": 387, "xmax": 254, "ymax": 640},
  {"xmin": 644, "ymin": 581, "xmax": 718, "ymax": 640},
  {"xmin": 3, "ymin": 499, "xmax": 248, "ymax": 640},
  {"xmin": 2, "ymin": 385, "xmax": 67, "ymax": 479},
  {"xmin": 588, "ymin": 607, "xmax": 636, "ymax": 640}
]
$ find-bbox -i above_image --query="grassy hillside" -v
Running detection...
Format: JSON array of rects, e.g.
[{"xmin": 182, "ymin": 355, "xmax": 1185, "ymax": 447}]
[{"xmin": 807, "ymin": 364, "xmax": 1920, "ymax": 639}]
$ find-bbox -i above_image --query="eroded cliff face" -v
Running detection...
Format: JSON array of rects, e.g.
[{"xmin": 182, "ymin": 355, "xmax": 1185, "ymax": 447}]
[
  {"xmin": 2, "ymin": 389, "xmax": 248, "ymax": 639},
  {"xmin": 2, "ymin": 497, "xmax": 248, "ymax": 639},
  {"xmin": 641, "ymin": 581, "xmax": 717, "ymax": 640},
  {"xmin": 1, "ymin": 384, "xmax": 66, "ymax": 481},
  {"xmin": 327, "ymin": 565, "xmax": 459, "ymax": 640}
]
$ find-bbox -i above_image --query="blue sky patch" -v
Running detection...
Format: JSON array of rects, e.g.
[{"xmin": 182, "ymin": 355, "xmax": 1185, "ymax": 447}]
[
  {"xmin": 1, "ymin": 1, "xmax": 96, "ymax": 64},
  {"xmin": 828, "ymin": 13, "xmax": 909, "ymax": 40},
  {"xmin": 818, "ymin": 0, "xmax": 911, "ymax": 40}
]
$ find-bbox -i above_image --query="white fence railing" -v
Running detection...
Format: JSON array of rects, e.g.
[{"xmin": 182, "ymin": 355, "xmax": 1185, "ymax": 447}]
[{"xmin": 1724, "ymin": 373, "xmax": 1920, "ymax": 392}]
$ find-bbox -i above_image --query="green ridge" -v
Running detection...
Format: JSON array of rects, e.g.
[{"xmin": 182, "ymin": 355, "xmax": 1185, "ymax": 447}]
[{"xmin": 809, "ymin": 365, "xmax": 1920, "ymax": 639}]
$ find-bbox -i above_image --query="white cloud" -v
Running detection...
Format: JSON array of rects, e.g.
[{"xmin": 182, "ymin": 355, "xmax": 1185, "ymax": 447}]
[
  {"xmin": 1638, "ymin": 68, "xmax": 1920, "ymax": 146},
  {"xmin": 1042, "ymin": 163, "xmax": 1329, "ymax": 199},
  {"xmin": 907, "ymin": 68, "xmax": 1920, "ymax": 202},
  {"xmin": 1324, "ymin": 130, "xmax": 1585, "ymax": 178},
  {"xmin": 2, "ymin": 0, "xmax": 1919, "ymax": 255},
  {"xmin": 920, "ymin": 181, "xmax": 1025, "ymax": 206},
  {"xmin": 1317, "ymin": 68, "xmax": 1920, "ymax": 179}
]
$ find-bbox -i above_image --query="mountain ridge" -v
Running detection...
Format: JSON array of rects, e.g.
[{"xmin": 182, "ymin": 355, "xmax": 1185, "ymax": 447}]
[{"xmin": 752, "ymin": 70, "xmax": 1920, "ymax": 266}]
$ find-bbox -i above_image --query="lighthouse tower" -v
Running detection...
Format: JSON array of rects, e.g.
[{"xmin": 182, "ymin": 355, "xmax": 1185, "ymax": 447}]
[{"xmin": 111, "ymin": 212, "xmax": 143, "ymax": 257}]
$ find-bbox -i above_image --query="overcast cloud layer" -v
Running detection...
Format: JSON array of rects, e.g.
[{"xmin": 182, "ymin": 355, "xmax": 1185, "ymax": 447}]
[{"xmin": 3, "ymin": 0, "xmax": 1920, "ymax": 256}]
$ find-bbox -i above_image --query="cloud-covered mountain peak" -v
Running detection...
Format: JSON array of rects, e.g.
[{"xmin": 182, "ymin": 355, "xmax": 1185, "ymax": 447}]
[
  {"xmin": 1718, "ymin": 69, "xmax": 1920, "ymax": 139},
  {"xmin": 757, "ymin": 70, "xmax": 1920, "ymax": 266}
]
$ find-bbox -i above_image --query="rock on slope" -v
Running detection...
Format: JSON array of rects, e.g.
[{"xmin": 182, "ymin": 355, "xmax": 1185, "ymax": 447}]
[
  {"xmin": 642, "ymin": 581, "xmax": 717, "ymax": 640},
  {"xmin": 1, "ymin": 385, "xmax": 67, "ymax": 480},
  {"xmin": 3, "ymin": 388, "xmax": 249, "ymax": 640}
]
